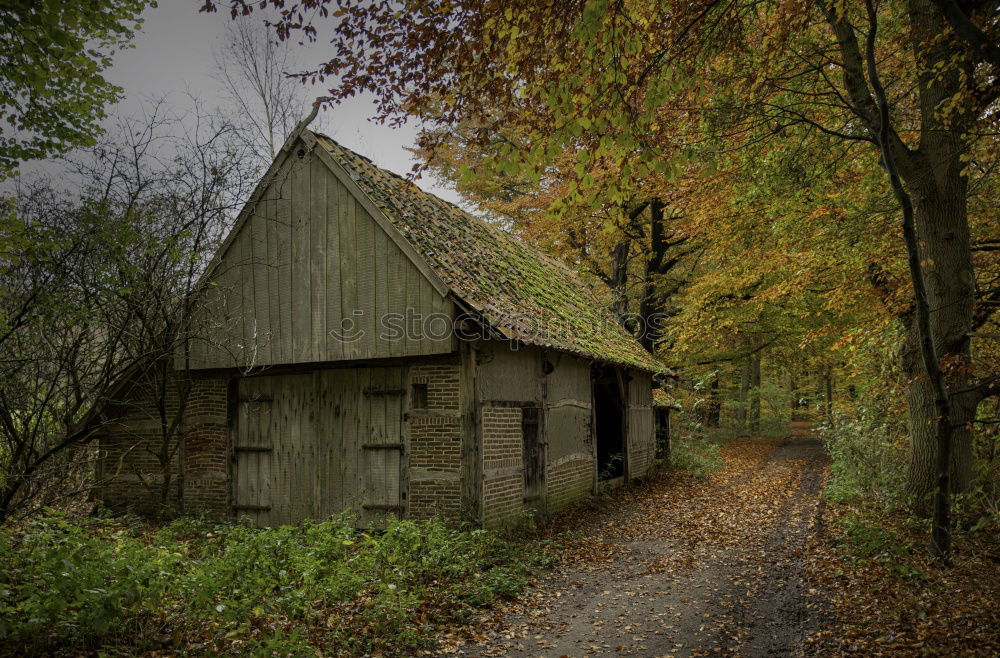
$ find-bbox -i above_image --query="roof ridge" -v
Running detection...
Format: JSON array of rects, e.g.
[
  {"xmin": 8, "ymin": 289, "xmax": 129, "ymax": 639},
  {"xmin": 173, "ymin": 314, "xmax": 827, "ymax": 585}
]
[
  {"xmin": 311, "ymin": 131, "xmax": 600, "ymax": 297},
  {"xmin": 309, "ymin": 130, "xmax": 662, "ymax": 372}
]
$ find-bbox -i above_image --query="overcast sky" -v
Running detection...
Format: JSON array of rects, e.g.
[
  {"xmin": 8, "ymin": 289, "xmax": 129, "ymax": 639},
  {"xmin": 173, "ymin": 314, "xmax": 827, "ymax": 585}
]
[{"xmin": 102, "ymin": 0, "xmax": 460, "ymax": 203}]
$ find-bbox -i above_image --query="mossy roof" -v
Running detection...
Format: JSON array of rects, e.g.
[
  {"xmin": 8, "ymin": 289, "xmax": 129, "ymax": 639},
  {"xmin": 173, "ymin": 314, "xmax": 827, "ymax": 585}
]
[
  {"xmin": 312, "ymin": 131, "xmax": 661, "ymax": 372},
  {"xmin": 653, "ymin": 389, "xmax": 679, "ymax": 408}
]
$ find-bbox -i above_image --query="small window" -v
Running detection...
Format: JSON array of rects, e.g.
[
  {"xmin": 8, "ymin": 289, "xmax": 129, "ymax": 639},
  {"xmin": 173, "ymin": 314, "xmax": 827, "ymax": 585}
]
[{"xmin": 411, "ymin": 383, "xmax": 428, "ymax": 409}]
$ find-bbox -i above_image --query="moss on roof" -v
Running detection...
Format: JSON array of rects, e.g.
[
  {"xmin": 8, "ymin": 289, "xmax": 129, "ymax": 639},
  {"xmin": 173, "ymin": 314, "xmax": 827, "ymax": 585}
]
[
  {"xmin": 313, "ymin": 131, "xmax": 662, "ymax": 372},
  {"xmin": 653, "ymin": 389, "xmax": 678, "ymax": 408}
]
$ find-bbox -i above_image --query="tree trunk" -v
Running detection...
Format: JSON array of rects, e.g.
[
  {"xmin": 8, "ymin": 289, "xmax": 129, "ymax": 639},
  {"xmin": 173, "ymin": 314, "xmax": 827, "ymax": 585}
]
[
  {"xmin": 638, "ymin": 218, "xmax": 663, "ymax": 352},
  {"xmin": 737, "ymin": 356, "xmax": 751, "ymax": 435},
  {"xmin": 789, "ymin": 375, "xmax": 798, "ymax": 419},
  {"xmin": 609, "ymin": 238, "xmax": 630, "ymax": 321},
  {"xmin": 749, "ymin": 355, "xmax": 761, "ymax": 434},
  {"xmin": 707, "ymin": 373, "xmax": 721, "ymax": 428},
  {"xmin": 900, "ymin": 179, "xmax": 975, "ymax": 504},
  {"xmin": 824, "ymin": 367, "xmax": 834, "ymax": 423}
]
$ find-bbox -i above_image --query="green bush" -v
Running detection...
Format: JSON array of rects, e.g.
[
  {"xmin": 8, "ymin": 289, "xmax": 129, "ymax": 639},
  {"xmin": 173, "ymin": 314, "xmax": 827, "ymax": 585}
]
[
  {"xmin": 671, "ymin": 433, "xmax": 722, "ymax": 477},
  {"xmin": 0, "ymin": 512, "xmax": 544, "ymax": 656},
  {"xmin": 820, "ymin": 408, "xmax": 907, "ymax": 505},
  {"xmin": 664, "ymin": 399, "xmax": 723, "ymax": 478}
]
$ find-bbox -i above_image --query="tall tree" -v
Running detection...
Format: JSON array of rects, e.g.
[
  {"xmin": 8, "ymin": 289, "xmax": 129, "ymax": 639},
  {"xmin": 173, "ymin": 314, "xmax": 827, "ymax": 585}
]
[
  {"xmin": 213, "ymin": 14, "xmax": 309, "ymax": 166},
  {"xmin": 0, "ymin": 0, "xmax": 150, "ymax": 176},
  {"xmin": 0, "ymin": 100, "xmax": 256, "ymax": 521}
]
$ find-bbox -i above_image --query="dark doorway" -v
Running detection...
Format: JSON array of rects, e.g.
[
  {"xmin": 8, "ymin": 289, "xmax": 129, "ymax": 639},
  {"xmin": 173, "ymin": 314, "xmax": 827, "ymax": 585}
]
[
  {"xmin": 522, "ymin": 406, "xmax": 545, "ymax": 501},
  {"xmin": 655, "ymin": 406, "xmax": 671, "ymax": 460},
  {"xmin": 593, "ymin": 366, "xmax": 626, "ymax": 481}
]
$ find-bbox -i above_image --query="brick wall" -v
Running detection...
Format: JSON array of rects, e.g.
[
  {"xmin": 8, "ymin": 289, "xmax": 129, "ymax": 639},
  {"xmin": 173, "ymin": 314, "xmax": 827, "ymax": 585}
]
[
  {"xmin": 628, "ymin": 435, "xmax": 655, "ymax": 480},
  {"xmin": 181, "ymin": 379, "xmax": 229, "ymax": 516},
  {"xmin": 406, "ymin": 363, "xmax": 463, "ymax": 520},
  {"xmin": 481, "ymin": 406, "xmax": 524, "ymax": 527},
  {"xmin": 98, "ymin": 370, "xmax": 229, "ymax": 517},
  {"xmin": 546, "ymin": 456, "xmax": 594, "ymax": 512}
]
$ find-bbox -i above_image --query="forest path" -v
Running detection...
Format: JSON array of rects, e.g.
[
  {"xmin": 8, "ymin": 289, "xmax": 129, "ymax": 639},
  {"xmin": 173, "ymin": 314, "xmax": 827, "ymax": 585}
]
[{"xmin": 452, "ymin": 423, "xmax": 829, "ymax": 658}]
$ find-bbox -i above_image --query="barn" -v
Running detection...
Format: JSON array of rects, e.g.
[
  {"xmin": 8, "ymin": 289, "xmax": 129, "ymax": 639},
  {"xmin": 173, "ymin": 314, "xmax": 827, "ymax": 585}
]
[{"xmin": 97, "ymin": 123, "xmax": 662, "ymax": 528}]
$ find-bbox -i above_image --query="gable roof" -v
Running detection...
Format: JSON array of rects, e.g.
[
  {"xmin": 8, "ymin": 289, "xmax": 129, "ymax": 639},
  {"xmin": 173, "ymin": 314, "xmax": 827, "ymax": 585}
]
[{"xmin": 309, "ymin": 131, "xmax": 661, "ymax": 373}]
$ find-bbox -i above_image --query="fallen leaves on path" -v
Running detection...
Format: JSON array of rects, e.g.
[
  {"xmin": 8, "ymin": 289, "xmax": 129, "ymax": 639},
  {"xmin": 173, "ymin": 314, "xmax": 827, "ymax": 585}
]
[
  {"xmin": 440, "ymin": 426, "xmax": 999, "ymax": 657},
  {"xmin": 445, "ymin": 428, "xmax": 830, "ymax": 657}
]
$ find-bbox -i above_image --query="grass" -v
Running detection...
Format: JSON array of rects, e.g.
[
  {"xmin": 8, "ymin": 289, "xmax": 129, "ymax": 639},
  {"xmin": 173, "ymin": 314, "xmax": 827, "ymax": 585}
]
[{"xmin": 0, "ymin": 511, "xmax": 548, "ymax": 656}]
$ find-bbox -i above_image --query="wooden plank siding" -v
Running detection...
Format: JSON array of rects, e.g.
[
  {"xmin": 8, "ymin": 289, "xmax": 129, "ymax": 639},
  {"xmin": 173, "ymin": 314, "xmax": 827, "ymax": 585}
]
[
  {"xmin": 626, "ymin": 369, "xmax": 655, "ymax": 479},
  {"xmin": 184, "ymin": 145, "xmax": 454, "ymax": 370},
  {"xmin": 232, "ymin": 367, "xmax": 406, "ymax": 527},
  {"xmin": 543, "ymin": 355, "xmax": 593, "ymax": 466}
]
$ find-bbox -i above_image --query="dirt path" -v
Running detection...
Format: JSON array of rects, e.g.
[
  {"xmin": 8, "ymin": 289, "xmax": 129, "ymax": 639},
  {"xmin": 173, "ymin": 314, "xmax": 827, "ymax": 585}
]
[{"xmin": 453, "ymin": 424, "xmax": 829, "ymax": 657}]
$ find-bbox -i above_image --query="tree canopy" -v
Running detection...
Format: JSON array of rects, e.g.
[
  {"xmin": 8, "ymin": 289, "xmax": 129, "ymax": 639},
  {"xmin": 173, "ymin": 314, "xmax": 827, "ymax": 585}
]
[{"xmin": 0, "ymin": 0, "xmax": 150, "ymax": 176}]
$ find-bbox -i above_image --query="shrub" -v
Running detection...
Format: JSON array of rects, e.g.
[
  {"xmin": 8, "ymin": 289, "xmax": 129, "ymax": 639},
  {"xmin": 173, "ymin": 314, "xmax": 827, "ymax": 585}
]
[
  {"xmin": 671, "ymin": 433, "xmax": 722, "ymax": 477},
  {"xmin": 820, "ymin": 408, "xmax": 907, "ymax": 506},
  {"xmin": 0, "ymin": 513, "xmax": 544, "ymax": 656},
  {"xmin": 0, "ymin": 512, "xmax": 178, "ymax": 652}
]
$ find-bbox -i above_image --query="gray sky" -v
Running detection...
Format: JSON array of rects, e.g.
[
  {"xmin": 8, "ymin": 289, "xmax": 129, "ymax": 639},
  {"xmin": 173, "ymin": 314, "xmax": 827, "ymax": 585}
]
[{"xmin": 104, "ymin": 0, "xmax": 460, "ymax": 203}]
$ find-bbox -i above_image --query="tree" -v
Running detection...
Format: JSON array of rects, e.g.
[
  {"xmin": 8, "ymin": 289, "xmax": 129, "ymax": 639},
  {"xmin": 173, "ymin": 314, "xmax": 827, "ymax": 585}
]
[
  {"xmin": 0, "ymin": 0, "xmax": 150, "ymax": 176},
  {"xmin": 206, "ymin": 0, "xmax": 999, "ymax": 555},
  {"xmin": 0, "ymin": 99, "xmax": 256, "ymax": 521},
  {"xmin": 213, "ymin": 13, "xmax": 310, "ymax": 167},
  {"xmin": 415, "ymin": 122, "xmax": 695, "ymax": 352}
]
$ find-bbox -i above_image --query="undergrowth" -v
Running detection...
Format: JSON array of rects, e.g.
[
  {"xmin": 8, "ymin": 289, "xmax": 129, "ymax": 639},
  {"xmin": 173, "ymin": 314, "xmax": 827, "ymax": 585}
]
[
  {"xmin": 819, "ymin": 408, "xmax": 908, "ymax": 508},
  {"xmin": 670, "ymin": 433, "xmax": 722, "ymax": 477},
  {"xmin": 0, "ymin": 512, "xmax": 546, "ymax": 656}
]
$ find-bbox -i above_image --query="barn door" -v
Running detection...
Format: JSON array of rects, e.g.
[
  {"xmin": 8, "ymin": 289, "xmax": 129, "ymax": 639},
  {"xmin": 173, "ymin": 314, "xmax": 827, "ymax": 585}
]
[
  {"xmin": 232, "ymin": 378, "xmax": 275, "ymax": 525},
  {"xmin": 234, "ymin": 373, "xmax": 319, "ymax": 526},
  {"xmin": 522, "ymin": 406, "xmax": 545, "ymax": 503},
  {"xmin": 235, "ymin": 369, "xmax": 404, "ymax": 528},
  {"xmin": 360, "ymin": 368, "xmax": 406, "ymax": 527}
]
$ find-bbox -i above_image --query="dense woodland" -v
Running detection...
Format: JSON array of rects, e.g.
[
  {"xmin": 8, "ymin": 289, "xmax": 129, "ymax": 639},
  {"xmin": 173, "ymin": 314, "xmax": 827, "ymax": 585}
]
[{"xmin": 0, "ymin": 0, "xmax": 998, "ymax": 655}]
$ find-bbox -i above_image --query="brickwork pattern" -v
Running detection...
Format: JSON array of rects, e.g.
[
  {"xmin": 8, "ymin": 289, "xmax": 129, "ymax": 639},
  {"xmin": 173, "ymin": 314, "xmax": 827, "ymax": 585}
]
[
  {"xmin": 409, "ymin": 416, "xmax": 462, "ymax": 472},
  {"xmin": 481, "ymin": 406, "xmax": 524, "ymax": 527},
  {"xmin": 409, "ymin": 479, "xmax": 462, "ymax": 520},
  {"xmin": 410, "ymin": 363, "xmax": 460, "ymax": 411},
  {"xmin": 99, "ymin": 373, "xmax": 229, "ymax": 517},
  {"xmin": 482, "ymin": 474, "xmax": 523, "ymax": 527},
  {"xmin": 407, "ymin": 363, "xmax": 463, "ymax": 520},
  {"xmin": 546, "ymin": 457, "xmax": 594, "ymax": 512},
  {"xmin": 482, "ymin": 407, "xmax": 522, "ymax": 471}
]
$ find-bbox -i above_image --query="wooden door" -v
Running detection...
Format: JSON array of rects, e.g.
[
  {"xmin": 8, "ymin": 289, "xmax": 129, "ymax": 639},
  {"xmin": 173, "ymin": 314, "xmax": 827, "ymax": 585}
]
[
  {"xmin": 314, "ymin": 366, "xmax": 406, "ymax": 527},
  {"xmin": 234, "ymin": 368, "xmax": 405, "ymax": 527},
  {"xmin": 233, "ymin": 373, "xmax": 318, "ymax": 526},
  {"xmin": 232, "ymin": 377, "xmax": 276, "ymax": 525},
  {"xmin": 360, "ymin": 367, "xmax": 406, "ymax": 526},
  {"xmin": 522, "ymin": 406, "xmax": 545, "ymax": 502}
]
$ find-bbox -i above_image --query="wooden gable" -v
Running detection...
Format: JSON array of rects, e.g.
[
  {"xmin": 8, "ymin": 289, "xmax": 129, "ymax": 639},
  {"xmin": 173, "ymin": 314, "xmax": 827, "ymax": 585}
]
[{"xmin": 182, "ymin": 138, "xmax": 455, "ymax": 370}]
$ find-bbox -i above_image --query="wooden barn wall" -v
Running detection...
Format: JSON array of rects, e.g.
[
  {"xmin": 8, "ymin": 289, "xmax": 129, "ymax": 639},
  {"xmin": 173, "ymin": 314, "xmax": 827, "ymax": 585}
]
[
  {"xmin": 626, "ymin": 369, "xmax": 655, "ymax": 479},
  {"xmin": 476, "ymin": 344, "xmax": 544, "ymax": 403},
  {"xmin": 541, "ymin": 353, "xmax": 595, "ymax": 513},
  {"xmin": 185, "ymin": 146, "xmax": 454, "ymax": 370},
  {"xmin": 232, "ymin": 367, "xmax": 406, "ymax": 528},
  {"xmin": 476, "ymin": 343, "xmax": 597, "ymax": 525}
]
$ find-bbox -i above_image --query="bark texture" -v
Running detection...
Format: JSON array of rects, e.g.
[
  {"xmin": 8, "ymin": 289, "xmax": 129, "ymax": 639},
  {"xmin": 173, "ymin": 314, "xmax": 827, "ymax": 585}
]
[{"xmin": 899, "ymin": 0, "xmax": 977, "ymax": 502}]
